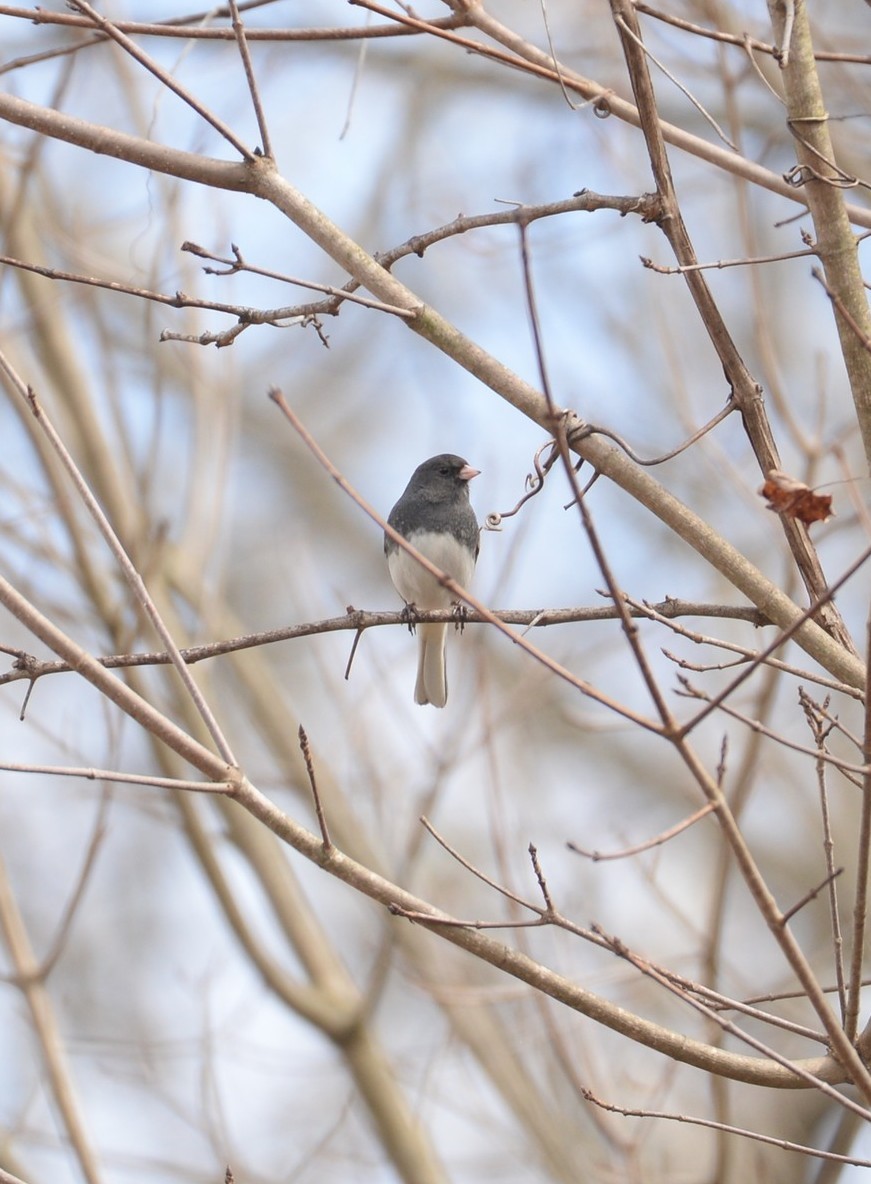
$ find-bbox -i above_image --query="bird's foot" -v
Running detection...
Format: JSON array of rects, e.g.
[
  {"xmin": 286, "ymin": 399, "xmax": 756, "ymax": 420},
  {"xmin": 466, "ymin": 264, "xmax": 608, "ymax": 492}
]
[
  {"xmin": 399, "ymin": 602, "xmax": 418, "ymax": 635},
  {"xmin": 451, "ymin": 601, "xmax": 470, "ymax": 634}
]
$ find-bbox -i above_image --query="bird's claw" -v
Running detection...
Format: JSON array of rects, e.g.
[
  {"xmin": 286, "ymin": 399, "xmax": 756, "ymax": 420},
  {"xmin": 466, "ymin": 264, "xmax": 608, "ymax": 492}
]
[
  {"xmin": 400, "ymin": 602, "xmax": 417, "ymax": 635},
  {"xmin": 451, "ymin": 601, "xmax": 469, "ymax": 634}
]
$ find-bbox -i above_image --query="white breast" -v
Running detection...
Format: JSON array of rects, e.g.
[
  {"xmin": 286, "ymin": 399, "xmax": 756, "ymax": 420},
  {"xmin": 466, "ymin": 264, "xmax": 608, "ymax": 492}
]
[{"xmin": 387, "ymin": 530, "xmax": 476, "ymax": 609}]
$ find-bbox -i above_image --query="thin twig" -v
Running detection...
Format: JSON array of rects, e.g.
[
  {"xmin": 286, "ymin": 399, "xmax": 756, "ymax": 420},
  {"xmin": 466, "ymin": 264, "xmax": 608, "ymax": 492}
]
[
  {"xmin": 780, "ymin": 868, "xmax": 843, "ymax": 925},
  {"xmin": 684, "ymin": 983, "xmax": 824, "ymax": 1044},
  {"xmin": 799, "ymin": 690, "xmax": 863, "ymax": 753},
  {"xmin": 184, "ymin": 240, "xmax": 419, "ymax": 313},
  {"xmin": 349, "ymin": 0, "xmax": 608, "ymax": 94},
  {"xmin": 628, "ymin": 596, "xmax": 862, "ymax": 700},
  {"xmin": 813, "ymin": 267, "xmax": 871, "ymax": 354},
  {"xmin": 420, "ymin": 818, "xmax": 543, "ymax": 915},
  {"xmin": 343, "ymin": 628, "xmax": 365, "ymax": 681},
  {"xmin": 0, "ymin": 762, "xmax": 231, "ymax": 793},
  {"xmin": 642, "ymin": 245, "xmax": 817, "ymax": 273},
  {"xmin": 677, "ymin": 682, "xmax": 868, "ymax": 777},
  {"xmin": 583, "ymin": 1084, "xmax": 871, "ymax": 1169},
  {"xmin": 633, "ymin": 4, "xmax": 871, "ymax": 64},
  {"xmin": 387, "ymin": 902, "xmax": 547, "ymax": 930},
  {"xmin": 800, "ymin": 692, "xmax": 848, "ymax": 1021},
  {"xmin": 845, "ymin": 611, "xmax": 871, "ymax": 1040},
  {"xmin": 518, "ymin": 221, "xmax": 557, "ymax": 413},
  {"xmin": 536, "ymin": 0, "xmax": 596, "ymax": 112},
  {"xmin": 227, "ymin": 0, "xmax": 273, "ymax": 158},
  {"xmin": 339, "ymin": 6, "xmax": 370, "ymax": 138},
  {"xmin": 528, "ymin": 844, "xmax": 555, "ymax": 912},
  {"xmin": 568, "ymin": 802, "xmax": 717, "ymax": 861},
  {"xmin": 299, "ymin": 726, "xmax": 331, "ymax": 850},
  {"xmin": 614, "ymin": 15, "xmax": 737, "ymax": 150},
  {"xmin": 0, "ymin": 4, "xmax": 471, "ymax": 47},
  {"xmin": 571, "ymin": 401, "xmax": 734, "ymax": 467}
]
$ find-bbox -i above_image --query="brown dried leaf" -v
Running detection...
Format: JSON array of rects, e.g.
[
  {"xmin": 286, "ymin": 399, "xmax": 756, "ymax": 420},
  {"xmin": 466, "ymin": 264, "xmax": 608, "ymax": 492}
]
[{"xmin": 759, "ymin": 469, "xmax": 834, "ymax": 525}]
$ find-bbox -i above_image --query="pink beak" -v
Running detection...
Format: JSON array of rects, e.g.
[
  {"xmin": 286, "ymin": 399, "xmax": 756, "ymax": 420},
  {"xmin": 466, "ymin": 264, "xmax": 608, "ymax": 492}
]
[{"xmin": 458, "ymin": 464, "xmax": 480, "ymax": 482}]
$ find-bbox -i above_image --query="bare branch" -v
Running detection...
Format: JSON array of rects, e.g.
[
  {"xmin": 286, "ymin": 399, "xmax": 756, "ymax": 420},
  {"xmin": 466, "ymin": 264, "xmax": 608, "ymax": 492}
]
[
  {"xmin": 67, "ymin": 1, "xmax": 256, "ymax": 160},
  {"xmin": 845, "ymin": 611, "xmax": 871, "ymax": 1039},
  {"xmin": 583, "ymin": 1085, "xmax": 871, "ymax": 1168},
  {"xmin": 568, "ymin": 803, "xmax": 718, "ymax": 861}
]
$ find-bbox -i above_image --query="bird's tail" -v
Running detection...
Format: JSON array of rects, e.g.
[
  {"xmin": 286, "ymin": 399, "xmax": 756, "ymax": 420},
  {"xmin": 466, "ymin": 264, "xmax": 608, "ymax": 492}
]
[{"xmin": 415, "ymin": 623, "xmax": 448, "ymax": 707}]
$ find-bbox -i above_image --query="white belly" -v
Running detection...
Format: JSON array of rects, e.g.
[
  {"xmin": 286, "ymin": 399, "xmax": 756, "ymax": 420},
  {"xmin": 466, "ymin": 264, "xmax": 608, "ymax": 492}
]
[{"xmin": 387, "ymin": 530, "xmax": 476, "ymax": 609}]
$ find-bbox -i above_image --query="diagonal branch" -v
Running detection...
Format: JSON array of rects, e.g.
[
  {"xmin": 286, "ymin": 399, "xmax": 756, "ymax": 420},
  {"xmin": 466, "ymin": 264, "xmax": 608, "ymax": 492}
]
[{"xmin": 608, "ymin": 0, "xmax": 855, "ymax": 653}]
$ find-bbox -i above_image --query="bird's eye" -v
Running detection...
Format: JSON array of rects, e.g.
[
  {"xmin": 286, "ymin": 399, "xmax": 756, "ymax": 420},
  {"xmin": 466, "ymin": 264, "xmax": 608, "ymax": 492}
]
[{"xmin": 439, "ymin": 466, "xmax": 450, "ymax": 475}]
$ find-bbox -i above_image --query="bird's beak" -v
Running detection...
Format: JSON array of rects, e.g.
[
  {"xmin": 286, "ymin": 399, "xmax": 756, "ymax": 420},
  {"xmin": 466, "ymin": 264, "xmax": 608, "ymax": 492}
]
[{"xmin": 458, "ymin": 464, "xmax": 480, "ymax": 482}]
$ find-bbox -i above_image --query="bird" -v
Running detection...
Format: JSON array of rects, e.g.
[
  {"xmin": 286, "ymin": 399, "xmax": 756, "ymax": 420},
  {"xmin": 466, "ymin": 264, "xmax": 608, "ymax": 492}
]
[{"xmin": 385, "ymin": 454, "xmax": 480, "ymax": 707}]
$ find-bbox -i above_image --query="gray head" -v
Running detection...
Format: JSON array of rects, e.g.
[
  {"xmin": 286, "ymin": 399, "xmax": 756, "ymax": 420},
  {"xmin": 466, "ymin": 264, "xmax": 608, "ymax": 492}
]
[{"xmin": 402, "ymin": 454, "xmax": 479, "ymax": 501}]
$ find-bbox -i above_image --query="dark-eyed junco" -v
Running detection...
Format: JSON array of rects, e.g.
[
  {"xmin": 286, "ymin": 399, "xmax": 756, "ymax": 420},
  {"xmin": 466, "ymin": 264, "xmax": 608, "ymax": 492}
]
[{"xmin": 385, "ymin": 454, "xmax": 480, "ymax": 707}]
